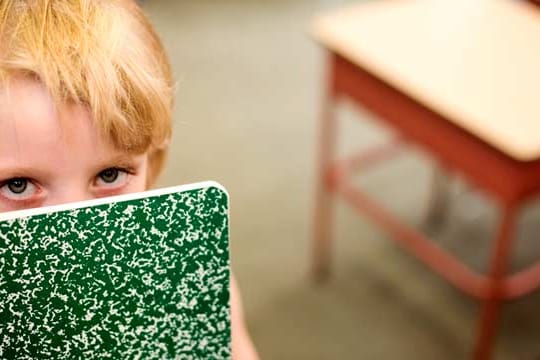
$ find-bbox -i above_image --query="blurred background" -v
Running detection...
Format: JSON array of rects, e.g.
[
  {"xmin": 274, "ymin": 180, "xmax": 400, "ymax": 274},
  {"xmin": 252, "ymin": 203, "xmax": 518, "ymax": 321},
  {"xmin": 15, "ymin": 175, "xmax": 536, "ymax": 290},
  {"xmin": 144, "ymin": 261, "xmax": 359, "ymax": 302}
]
[{"xmin": 144, "ymin": 1, "xmax": 540, "ymax": 358}]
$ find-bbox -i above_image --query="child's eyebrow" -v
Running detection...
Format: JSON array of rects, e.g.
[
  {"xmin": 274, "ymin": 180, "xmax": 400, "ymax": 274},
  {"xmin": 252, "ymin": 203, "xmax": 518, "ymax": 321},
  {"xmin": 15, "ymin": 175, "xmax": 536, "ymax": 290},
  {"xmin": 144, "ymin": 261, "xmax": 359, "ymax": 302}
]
[
  {"xmin": 92, "ymin": 154, "xmax": 143, "ymax": 171},
  {"xmin": 0, "ymin": 166, "xmax": 51, "ymax": 179}
]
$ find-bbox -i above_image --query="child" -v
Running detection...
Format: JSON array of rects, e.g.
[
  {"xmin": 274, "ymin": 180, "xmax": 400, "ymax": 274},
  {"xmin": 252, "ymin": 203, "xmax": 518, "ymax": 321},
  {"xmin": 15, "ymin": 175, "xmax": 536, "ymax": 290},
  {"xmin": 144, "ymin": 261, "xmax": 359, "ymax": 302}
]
[{"xmin": 0, "ymin": 0, "xmax": 258, "ymax": 358}]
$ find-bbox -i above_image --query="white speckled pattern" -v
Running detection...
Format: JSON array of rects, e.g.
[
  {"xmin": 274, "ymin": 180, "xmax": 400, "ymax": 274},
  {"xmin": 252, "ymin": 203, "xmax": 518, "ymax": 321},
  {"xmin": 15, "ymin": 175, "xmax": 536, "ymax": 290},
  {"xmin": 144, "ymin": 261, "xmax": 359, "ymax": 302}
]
[{"xmin": 0, "ymin": 184, "xmax": 230, "ymax": 359}]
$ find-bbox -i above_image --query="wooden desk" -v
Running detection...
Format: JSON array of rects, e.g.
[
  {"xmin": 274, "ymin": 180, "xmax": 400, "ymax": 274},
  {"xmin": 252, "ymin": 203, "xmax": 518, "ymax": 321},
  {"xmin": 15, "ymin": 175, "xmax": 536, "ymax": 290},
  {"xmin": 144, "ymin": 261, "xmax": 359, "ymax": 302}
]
[{"xmin": 311, "ymin": 1, "xmax": 540, "ymax": 358}]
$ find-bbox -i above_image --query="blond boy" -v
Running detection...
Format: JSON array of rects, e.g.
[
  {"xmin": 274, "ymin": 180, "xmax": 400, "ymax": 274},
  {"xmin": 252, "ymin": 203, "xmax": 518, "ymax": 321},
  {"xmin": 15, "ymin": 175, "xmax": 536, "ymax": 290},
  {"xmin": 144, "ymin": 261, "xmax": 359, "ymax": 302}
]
[{"xmin": 0, "ymin": 1, "xmax": 258, "ymax": 358}]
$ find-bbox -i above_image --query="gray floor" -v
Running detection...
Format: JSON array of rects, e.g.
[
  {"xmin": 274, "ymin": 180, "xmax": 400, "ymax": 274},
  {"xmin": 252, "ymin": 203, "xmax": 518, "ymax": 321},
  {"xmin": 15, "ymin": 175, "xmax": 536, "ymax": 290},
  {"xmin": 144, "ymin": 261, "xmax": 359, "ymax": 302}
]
[{"xmin": 145, "ymin": 1, "xmax": 540, "ymax": 358}]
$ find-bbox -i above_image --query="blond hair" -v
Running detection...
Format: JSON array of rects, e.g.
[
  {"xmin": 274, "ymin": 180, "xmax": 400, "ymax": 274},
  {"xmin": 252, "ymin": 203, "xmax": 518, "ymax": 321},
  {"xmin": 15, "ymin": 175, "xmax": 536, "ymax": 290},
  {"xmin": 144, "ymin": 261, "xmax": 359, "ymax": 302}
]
[{"xmin": 0, "ymin": 0, "xmax": 174, "ymax": 186}]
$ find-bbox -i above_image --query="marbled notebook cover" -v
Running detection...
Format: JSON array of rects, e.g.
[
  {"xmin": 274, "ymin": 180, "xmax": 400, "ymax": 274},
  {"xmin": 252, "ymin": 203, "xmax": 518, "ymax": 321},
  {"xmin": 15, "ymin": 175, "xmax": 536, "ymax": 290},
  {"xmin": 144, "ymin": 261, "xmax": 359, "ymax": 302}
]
[{"xmin": 0, "ymin": 182, "xmax": 231, "ymax": 359}]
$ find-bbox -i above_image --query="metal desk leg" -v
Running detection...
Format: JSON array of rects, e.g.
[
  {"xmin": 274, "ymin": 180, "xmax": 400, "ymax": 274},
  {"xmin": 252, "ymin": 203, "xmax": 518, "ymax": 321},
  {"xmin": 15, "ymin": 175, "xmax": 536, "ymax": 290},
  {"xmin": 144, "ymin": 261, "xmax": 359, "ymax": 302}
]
[
  {"xmin": 313, "ymin": 66, "xmax": 338, "ymax": 282},
  {"xmin": 474, "ymin": 205, "xmax": 518, "ymax": 359},
  {"xmin": 425, "ymin": 166, "xmax": 451, "ymax": 231}
]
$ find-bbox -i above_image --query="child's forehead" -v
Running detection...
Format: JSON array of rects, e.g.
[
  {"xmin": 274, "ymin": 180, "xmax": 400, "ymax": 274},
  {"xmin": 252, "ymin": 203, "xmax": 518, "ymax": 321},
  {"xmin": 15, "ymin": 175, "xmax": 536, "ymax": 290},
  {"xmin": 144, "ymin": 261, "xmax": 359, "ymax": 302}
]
[
  {"xmin": 0, "ymin": 77, "xmax": 53, "ymax": 113},
  {"xmin": 0, "ymin": 80, "xmax": 146, "ymax": 178},
  {"xmin": 0, "ymin": 78, "xmax": 118, "ymax": 155}
]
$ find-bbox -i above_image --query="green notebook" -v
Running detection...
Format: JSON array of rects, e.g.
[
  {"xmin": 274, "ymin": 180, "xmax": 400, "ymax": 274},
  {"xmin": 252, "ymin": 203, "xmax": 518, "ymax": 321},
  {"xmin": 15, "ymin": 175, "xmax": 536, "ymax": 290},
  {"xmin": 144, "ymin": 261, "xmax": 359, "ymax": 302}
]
[{"xmin": 0, "ymin": 181, "xmax": 231, "ymax": 359}]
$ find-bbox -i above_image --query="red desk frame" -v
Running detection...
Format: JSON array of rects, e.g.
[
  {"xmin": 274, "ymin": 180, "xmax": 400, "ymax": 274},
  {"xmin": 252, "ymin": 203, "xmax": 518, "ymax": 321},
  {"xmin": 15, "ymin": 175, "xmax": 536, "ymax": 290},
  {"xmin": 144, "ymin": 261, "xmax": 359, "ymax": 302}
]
[{"xmin": 313, "ymin": 52, "xmax": 540, "ymax": 359}]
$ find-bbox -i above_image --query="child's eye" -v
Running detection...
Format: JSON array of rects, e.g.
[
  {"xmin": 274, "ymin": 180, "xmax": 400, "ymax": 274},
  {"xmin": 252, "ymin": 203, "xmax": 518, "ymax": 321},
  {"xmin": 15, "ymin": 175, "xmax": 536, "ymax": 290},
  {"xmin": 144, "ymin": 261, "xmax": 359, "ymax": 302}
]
[
  {"xmin": 0, "ymin": 178, "xmax": 38, "ymax": 200},
  {"xmin": 95, "ymin": 167, "xmax": 129, "ymax": 187}
]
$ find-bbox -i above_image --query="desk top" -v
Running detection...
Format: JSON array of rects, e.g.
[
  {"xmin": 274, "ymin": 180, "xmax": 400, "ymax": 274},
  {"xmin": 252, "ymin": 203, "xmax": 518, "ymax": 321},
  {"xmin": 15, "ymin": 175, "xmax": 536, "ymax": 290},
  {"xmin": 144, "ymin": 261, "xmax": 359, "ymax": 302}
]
[{"xmin": 312, "ymin": 0, "xmax": 540, "ymax": 161}]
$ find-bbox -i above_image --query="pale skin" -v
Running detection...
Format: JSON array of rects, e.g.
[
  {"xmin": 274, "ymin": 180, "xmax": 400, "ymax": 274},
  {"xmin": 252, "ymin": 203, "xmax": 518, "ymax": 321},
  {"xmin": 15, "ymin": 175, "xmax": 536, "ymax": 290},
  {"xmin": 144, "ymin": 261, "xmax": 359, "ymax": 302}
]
[{"xmin": 0, "ymin": 78, "xmax": 259, "ymax": 359}]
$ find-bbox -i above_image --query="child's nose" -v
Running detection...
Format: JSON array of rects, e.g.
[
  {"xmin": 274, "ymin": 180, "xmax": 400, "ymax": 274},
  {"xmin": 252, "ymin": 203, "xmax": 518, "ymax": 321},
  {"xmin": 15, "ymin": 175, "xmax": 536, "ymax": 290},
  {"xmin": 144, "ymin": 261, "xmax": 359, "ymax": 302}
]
[{"xmin": 51, "ymin": 189, "xmax": 93, "ymax": 206}]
